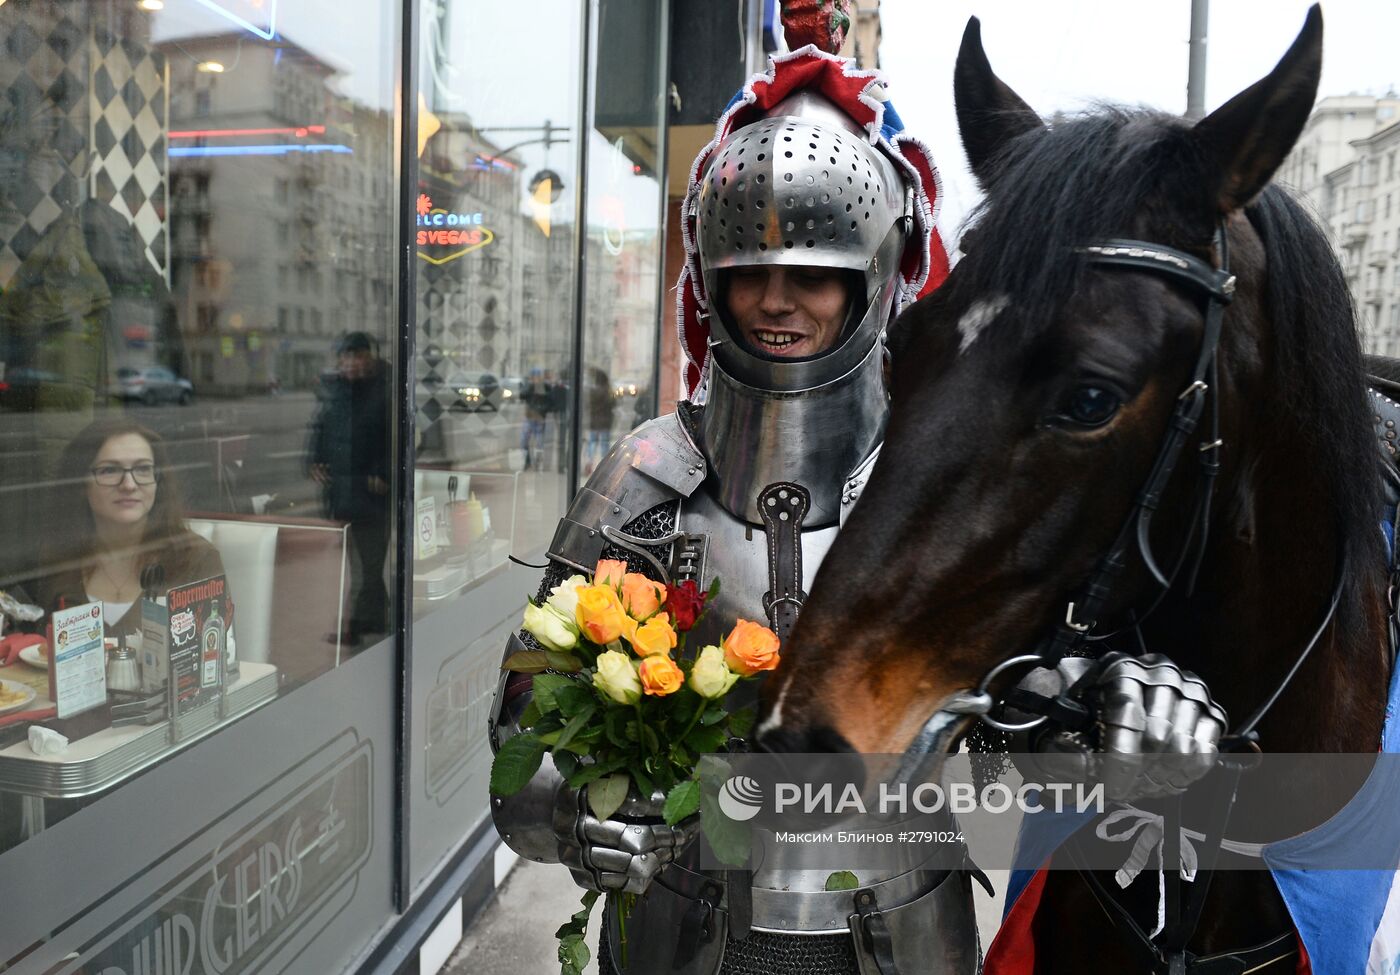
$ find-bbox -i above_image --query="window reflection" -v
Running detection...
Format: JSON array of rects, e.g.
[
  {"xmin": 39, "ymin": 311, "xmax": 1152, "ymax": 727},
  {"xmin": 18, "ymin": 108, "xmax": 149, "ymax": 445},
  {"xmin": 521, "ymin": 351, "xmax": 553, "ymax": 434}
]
[
  {"xmin": 0, "ymin": 0, "xmax": 395, "ymax": 854},
  {"xmin": 411, "ymin": 0, "xmax": 583, "ymax": 608}
]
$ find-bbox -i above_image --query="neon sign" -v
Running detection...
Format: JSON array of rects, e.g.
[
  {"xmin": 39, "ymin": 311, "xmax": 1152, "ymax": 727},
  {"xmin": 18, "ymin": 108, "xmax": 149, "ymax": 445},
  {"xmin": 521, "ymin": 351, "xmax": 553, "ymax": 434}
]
[{"xmin": 415, "ymin": 194, "xmax": 495, "ymax": 265}]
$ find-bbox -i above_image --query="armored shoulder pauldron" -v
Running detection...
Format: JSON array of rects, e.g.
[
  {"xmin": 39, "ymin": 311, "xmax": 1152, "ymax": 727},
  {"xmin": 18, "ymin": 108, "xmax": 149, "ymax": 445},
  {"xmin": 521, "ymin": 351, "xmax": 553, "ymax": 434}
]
[{"xmin": 547, "ymin": 413, "xmax": 708, "ymax": 575}]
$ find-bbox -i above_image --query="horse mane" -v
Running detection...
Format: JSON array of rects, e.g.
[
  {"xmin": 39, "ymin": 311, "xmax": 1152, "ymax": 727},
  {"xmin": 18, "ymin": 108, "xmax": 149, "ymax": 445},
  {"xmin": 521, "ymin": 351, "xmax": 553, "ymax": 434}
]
[
  {"xmin": 1244, "ymin": 187, "xmax": 1382, "ymax": 646},
  {"xmin": 958, "ymin": 104, "xmax": 1381, "ymax": 652}
]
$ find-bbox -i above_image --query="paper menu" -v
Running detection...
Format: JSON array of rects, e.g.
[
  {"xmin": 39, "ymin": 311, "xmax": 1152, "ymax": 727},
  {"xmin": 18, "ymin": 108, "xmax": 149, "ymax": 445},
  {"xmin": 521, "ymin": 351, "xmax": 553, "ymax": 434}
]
[{"xmin": 52, "ymin": 601, "xmax": 107, "ymax": 718}]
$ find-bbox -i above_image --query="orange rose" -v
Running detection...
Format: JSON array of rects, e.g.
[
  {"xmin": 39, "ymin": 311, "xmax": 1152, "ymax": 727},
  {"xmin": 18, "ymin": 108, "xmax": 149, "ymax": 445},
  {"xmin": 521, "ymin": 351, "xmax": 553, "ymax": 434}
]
[
  {"xmin": 620, "ymin": 572, "xmax": 667, "ymax": 619},
  {"xmin": 574, "ymin": 584, "xmax": 630, "ymax": 644},
  {"xmin": 638, "ymin": 655, "xmax": 684, "ymax": 696},
  {"xmin": 627, "ymin": 614, "xmax": 678, "ymax": 657},
  {"xmin": 594, "ymin": 559, "xmax": 627, "ymax": 589},
  {"xmin": 722, "ymin": 619, "xmax": 781, "ymax": 676}
]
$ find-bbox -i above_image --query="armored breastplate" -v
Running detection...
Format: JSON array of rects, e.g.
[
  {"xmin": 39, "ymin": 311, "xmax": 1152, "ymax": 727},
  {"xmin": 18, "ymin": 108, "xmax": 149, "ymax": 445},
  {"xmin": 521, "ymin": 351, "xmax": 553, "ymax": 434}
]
[{"xmin": 672, "ymin": 486, "xmax": 839, "ymax": 653}]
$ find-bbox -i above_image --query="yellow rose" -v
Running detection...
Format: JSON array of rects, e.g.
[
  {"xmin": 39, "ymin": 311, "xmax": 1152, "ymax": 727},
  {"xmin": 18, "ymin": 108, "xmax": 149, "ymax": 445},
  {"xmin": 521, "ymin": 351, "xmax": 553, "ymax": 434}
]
[
  {"xmin": 575, "ymin": 584, "xmax": 630, "ymax": 644},
  {"xmin": 627, "ymin": 614, "xmax": 678, "ymax": 657},
  {"xmin": 620, "ymin": 572, "xmax": 667, "ymax": 619},
  {"xmin": 546, "ymin": 574, "xmax": 589, "ymax": 619},
  {"xmin": 689, "ymin": 644, "xmax": 740, "ymax": 699},
  {"xmin": 638, "ymin": 655, "xmax": 684, "ymax": 696},
  {"xmin": 522, "ymin": 602, "xmax": 579, "ymax": 652},
  {"xmin": 594, "ymin": 558, "xmax": 628, "ymax": 589},
  {"xmin": 722, "ymin": 619, "xmax": 781, "ymax": 676},
  {"xmin": 594, "ymin": 650, "xmax": 642, "ymax": 705}
]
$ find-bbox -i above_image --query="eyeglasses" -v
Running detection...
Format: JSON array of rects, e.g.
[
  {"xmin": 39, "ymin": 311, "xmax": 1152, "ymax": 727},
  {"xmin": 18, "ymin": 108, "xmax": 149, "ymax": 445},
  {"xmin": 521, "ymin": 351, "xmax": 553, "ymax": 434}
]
[{"xmin": 90, "ymin": 463, "xmax": 158, "ymax": 486}]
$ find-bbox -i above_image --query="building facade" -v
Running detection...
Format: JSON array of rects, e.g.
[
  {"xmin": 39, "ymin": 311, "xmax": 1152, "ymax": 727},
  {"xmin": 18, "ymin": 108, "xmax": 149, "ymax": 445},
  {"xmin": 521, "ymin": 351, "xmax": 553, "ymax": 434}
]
[
  {"xmin": 0, "ymin": 1, "xmax": 778, "ymax": 973},
  {"xmin": 1280, "ymin": 94, "xmax": 1400, "ymax": 354}
]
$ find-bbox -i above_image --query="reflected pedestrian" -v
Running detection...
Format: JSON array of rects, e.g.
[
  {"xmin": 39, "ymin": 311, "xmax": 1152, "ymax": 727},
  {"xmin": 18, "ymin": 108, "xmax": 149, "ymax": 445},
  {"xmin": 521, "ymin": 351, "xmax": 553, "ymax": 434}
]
[{"xmin": 308, "ymin": 332, "xmax": 390, "ymax": 648}]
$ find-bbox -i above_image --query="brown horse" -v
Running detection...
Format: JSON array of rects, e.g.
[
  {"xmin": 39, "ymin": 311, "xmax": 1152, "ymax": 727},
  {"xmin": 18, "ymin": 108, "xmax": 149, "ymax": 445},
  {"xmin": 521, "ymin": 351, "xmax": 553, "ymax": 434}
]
[{"xmin": 756, "ymin": 7, "xmax": 1392, "ymax": 971}]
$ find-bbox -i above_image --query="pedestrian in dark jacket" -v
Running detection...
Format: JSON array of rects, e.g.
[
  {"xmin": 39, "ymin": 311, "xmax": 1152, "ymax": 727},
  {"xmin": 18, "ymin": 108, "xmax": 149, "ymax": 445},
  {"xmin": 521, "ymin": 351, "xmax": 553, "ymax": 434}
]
[{"xmin": 308, "ymin": 332, "xmax": 390, "ymax": 645}]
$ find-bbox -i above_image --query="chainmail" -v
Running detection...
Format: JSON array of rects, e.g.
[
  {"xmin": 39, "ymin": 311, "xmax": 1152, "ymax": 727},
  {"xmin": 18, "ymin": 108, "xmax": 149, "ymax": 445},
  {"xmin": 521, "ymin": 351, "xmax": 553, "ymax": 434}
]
[
  {"xmin": 965, "ymin": 725, "xmax": 1015, "ymax": 792},
  {"xmin": 596, "ymin": 901, "xmax": 861, "ymax": 975}
]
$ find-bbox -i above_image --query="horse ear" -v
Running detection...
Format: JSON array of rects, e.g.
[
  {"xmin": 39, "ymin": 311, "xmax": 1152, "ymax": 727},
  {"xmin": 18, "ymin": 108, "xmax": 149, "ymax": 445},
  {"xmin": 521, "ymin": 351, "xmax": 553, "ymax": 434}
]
[
  {"xmin": 1191, "ymin": 4, "xmax": 1322, "ymax": 215},
  {"xmin": 954, "ymin": 16, "xmax": 1042, "ymax": 188}
]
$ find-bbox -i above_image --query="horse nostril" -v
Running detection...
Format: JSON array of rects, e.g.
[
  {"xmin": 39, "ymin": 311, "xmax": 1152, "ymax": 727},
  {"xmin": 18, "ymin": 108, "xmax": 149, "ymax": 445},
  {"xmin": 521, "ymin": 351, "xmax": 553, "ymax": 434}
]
[{"xmin": 754, "ymin": 725, "xmax": 855, "ymax": 754}]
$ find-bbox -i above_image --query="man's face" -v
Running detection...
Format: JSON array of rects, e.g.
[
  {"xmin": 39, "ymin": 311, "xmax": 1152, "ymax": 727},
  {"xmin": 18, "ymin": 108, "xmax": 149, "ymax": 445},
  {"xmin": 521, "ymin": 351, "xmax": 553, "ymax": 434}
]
[
  {"xmin": 725, "ymin": 266, "xmax": 851, "ymax": 359},
  {"xmin": 338, "ymin": 349, "xmax": 372, "ymax": 380}
]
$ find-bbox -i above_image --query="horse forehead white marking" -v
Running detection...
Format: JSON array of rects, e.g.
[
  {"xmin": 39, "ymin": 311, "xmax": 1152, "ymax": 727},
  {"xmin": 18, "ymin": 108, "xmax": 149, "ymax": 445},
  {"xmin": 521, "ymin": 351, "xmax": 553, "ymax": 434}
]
[
  {"xmin": 957, "ymin": 295, "xmax": 1011, "ymax": 354},
  {"xmin": 756, "ymin": 674, "xmax": 793, "ymax": 736}
]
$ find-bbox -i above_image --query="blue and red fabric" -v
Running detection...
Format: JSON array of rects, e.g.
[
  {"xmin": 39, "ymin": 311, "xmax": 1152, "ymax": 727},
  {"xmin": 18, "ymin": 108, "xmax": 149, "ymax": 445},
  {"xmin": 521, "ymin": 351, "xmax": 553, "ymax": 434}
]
[
  {"xmin": 675, "ymin": 45, "xmax": 950, "ymax": 401},
  {"xmin": 984, "ymin": 649, "xmax": 1400, "ymax": 974}
]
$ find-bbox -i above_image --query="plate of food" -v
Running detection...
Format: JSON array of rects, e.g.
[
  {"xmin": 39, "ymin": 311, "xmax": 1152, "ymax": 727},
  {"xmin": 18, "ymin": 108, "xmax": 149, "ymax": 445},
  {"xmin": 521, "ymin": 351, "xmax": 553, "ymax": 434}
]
[
  {"xmin": 0, "ymin": 680, "xmax": 36, "ymax": 714},
  {"xmin": 17, "ymin": 644, "xmax": 46, "ymax": 670}
]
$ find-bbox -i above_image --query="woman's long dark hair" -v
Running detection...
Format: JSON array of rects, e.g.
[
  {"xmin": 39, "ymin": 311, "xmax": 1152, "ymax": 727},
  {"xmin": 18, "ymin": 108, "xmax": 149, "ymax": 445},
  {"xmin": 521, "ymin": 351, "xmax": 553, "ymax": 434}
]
[{"xmin": 48, "ymin": 416, "xmax": 201, "ymax": 584}]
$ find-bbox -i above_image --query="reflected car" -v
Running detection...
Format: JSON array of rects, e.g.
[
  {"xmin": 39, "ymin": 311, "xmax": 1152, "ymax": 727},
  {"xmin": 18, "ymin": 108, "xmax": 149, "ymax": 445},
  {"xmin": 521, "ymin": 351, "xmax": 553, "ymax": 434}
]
[
  {"xmin": 0, "ymin": 367, "xmax": 68, "ymax": 412},
  {"xmin": 115, "ymin": 366, "xmax": 194, "ymax": 406},
  {"xmin": 453, "ymin": 372, "xmax": 502, "ymax": 412}
]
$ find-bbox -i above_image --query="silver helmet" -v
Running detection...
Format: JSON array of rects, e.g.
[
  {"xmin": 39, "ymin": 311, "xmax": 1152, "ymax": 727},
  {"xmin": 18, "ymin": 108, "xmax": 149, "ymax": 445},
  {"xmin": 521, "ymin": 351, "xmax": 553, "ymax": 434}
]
[{"xmin": 692, "ymin": 90, "xmax": 913, "ymax": 526}]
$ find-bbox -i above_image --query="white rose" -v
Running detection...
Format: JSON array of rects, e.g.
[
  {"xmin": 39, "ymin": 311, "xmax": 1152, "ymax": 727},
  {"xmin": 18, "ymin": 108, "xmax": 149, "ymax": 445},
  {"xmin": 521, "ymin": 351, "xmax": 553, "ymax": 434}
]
[
  {"xmin": 546, "ymin": 574, "xmax": 589, "ymax": 620},
  {"xmin": 689, "ymin": 644, "xmax": 740, "ymax": 699},
  {"xmin": 523, "ymin": 602, "xmax": 579, "ymax": 653},
  {"xmin": 593, "ymin": 650, "xmax": 642, "ymax": 705}
]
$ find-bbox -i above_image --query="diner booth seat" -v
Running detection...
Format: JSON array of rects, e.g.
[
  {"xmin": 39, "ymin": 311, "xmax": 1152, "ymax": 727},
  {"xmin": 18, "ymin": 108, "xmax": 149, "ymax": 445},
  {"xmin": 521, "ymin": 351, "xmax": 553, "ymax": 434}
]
[{"xmin": 187, "ymin": 515, "xmax": 350, "ymax": 685}]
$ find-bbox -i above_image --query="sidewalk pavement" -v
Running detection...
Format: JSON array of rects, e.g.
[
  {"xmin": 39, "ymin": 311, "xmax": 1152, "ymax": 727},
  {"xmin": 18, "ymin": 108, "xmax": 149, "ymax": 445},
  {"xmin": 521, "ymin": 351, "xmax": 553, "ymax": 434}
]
[{"xmin": 444, "ymin": 856, "xmax": 1008, "ymax": 975}]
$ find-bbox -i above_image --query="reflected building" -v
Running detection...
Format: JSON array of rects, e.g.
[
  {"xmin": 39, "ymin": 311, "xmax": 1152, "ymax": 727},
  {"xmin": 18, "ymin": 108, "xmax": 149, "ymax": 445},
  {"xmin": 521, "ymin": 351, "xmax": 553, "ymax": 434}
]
[{"xmin": 158, "ymin": 32, "xmax": 394, "ymax": 394}]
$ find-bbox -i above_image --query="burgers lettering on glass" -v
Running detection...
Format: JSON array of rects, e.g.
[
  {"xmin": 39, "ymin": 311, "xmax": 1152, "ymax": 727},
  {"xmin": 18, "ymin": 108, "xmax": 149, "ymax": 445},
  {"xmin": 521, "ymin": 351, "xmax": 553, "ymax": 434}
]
[{"xmin": 414, "ymin": 194, "xmax": 495, "ymax": 265}]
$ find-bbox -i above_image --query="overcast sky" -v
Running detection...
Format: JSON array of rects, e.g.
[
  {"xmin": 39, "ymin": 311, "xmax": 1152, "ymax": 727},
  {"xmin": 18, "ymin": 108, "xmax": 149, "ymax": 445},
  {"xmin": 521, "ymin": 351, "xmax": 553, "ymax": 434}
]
[{"xmin": 880, "ymin": 0, "xmax": 1400, "ymax": 237}]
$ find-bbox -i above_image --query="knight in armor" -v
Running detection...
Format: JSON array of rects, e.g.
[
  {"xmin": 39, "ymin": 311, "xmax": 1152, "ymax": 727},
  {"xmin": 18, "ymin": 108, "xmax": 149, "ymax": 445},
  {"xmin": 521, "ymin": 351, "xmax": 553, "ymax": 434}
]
[{"xmin": 487, "ymin": 45, "xmax": 1228, "ymax": 975}]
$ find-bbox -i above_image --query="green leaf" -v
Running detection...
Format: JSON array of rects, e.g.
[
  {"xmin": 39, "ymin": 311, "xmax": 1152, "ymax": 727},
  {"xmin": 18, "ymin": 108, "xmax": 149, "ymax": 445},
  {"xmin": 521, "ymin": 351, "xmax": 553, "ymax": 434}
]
[
  {"xmin": 824, "ymin": 870, "xmax": 860, "ymax": 891},
  {"xmin": 697, "ymin": 754, "xmax": 733, "ymax": 788},
  {"xmin": 700, "ymin": 706, "xmax": 729, "ymax": 726},
  {"xmin": 605, "ymin": 708, "xmax": 632, "ymax": 748},
  {"xmin": 685, "ymin": 724, "xmax": 729, "ymax": 754},
  {"xmin": 565, "ymin": 755, "xmax": 628, "ymax": 789},
  {"xmin": 503, "ymin": 650, "xmax": 551, "ymax": 673},
  {"xmin": 641, "ymin": 724, "xmax": 661, "ymax": 755},
  {"xmin": 555, "ymin": 684, "xmax": 595, "ymax": 718},
  {"xmin": 519, "ymin": 699, "xmax": 542, "ymax": 730},
  {"xmin": 533, "ymin": 673, "xmax": 576, "ymax": 713},
  {"xmin": 588, "ymin": 772, "xmax": 630, "ymax": 821},
  {"xmin": 669, "ymin": 742, "xmax": 693, "ymax": 767},
  {"xmin": 553, "ymin": 750, "xmax": 580, "ymax": 781},
  {"xmin": 631, "ymin": 766, "xmax": 655, "ymax": 799},
  {"xmin": 545, "ymin": 650, "xmax": 584, "ymax": 673},
  {"xmin": 489, "ymin": 733, "xmax": 547, "ymax": 797},
  {"xmin": 699, "ymin": 786, "xmax": 751, "ymax": 866},
  {"xmin": 553, "ymin": 704, "xmax": 597, "ymax": 752},
  {"xmin": 554, "ymin": 890, "xmax": 598, "ymax": 975},
  {"xmin": 706, "ymin": 576, "xmax": 721, "ymax": 601},
  {"xmin": 727, "ymin": 707, "xmax": 756, "ymax": 739},
  {"xmin": 663, "ymin": 779, "xmax": 701, "ymax": 825}
]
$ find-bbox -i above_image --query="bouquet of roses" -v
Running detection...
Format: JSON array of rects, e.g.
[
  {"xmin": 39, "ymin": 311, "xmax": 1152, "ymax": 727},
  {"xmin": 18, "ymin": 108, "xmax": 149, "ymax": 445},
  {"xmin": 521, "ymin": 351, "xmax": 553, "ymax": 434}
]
[{"xmin": 488, "ymin": 558, "xmax": 780, "ymax": 974}]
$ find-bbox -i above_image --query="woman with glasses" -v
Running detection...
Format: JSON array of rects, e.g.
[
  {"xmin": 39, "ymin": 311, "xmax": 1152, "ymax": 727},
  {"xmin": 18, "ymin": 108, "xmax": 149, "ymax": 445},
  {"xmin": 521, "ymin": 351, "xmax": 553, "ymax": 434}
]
[{"xmin": 35, "ymin": 417, "xmax": 227, "ymax": 637}]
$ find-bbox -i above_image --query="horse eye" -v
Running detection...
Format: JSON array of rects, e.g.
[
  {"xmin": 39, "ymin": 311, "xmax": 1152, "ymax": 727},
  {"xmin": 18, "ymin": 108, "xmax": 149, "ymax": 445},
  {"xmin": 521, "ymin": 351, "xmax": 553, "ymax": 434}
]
[{"xmin": 1063, "ymin": 385, "xmax": 1121, "ymax": 428}]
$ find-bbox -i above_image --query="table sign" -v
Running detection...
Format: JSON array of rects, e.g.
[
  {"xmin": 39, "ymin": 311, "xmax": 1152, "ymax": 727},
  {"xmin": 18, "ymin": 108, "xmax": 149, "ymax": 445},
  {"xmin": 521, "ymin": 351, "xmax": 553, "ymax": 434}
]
[
  {"xmin": 166, "ymin": 576, "xmax": 229, "ymax": 738},
  {"xmin": 51, "ymin": 602, "xmax": 106, "ymax": 718},
  {"xmin": 415, "ymin": 496, "xmax": 439, "ymax": 560}
]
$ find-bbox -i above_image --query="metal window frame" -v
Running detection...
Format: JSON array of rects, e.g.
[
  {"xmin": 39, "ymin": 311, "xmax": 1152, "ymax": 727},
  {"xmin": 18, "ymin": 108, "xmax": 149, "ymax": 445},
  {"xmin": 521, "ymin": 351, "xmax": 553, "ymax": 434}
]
[{"xmin": 392, "ymin": 0, "xmax": 421, "ymax": 914}]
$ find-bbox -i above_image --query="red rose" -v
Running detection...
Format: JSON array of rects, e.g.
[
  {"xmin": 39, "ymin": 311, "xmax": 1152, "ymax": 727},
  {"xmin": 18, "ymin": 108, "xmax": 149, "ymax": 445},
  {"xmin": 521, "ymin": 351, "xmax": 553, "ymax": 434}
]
[{"xmin": 666, "ymin": 580, "xmax": 707, "ymax": 632}]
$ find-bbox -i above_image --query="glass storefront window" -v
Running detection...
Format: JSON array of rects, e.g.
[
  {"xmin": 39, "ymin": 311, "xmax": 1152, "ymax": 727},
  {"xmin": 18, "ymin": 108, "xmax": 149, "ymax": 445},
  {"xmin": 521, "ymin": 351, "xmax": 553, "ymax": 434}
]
[
  {"xmin": 0, "ymin": 0, "xmax": 396, "ymax": 863},
  {"xmin": 579, "ymin": 0, "xmax": 668, "ymax": 480},
  {"xmin": 411, "ymin": 0, "xmax": 583, "ymax": 604}
]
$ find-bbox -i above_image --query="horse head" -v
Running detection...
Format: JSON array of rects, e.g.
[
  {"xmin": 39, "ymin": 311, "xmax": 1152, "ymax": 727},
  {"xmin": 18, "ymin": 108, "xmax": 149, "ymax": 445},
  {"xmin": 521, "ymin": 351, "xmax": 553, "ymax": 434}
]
[{"xmin": 758, "ymin": 5, "xmax": 1386, "ymax": 761}]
